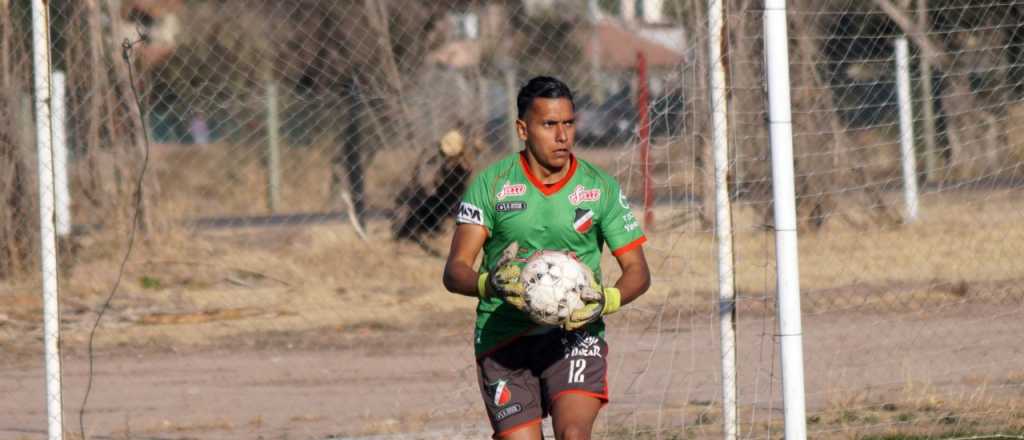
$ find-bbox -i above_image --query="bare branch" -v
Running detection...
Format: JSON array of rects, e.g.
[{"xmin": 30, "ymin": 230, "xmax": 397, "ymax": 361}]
[{"xmin": 873, "ymin": 0, "xmax": 950, "ymax": 68}]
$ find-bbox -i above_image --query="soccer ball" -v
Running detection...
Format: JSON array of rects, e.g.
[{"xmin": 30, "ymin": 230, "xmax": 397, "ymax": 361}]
[{"xmin": 520, "ymin": 250, "xmax": 589, "ymax": 326}]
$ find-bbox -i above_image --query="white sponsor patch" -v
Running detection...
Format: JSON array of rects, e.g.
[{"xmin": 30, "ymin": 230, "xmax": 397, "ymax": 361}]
[
  {"xmin": 495, "ymin": 201, "xmax": 527, "ymax": 212},
  {"xmin": 456, "ymin": 202, "xmax": 484, "ymax": 225},
  {"xmin": 568, "ymin": 185, "xmax": 601, "ymax": 205},
  {"xmin": 563, "ymin": 333, "xmax": 603, "ymax": 358},
  {"xmin": 496, "ymin": 181, "xmax": 527, "ymax": 200},
  {"xmin": 623, "ymin": 212, "xmax": 640, "ymax": 232},
  {"xmin": 495, "ymin": 403, "xmax": 522, "ymax": 421}
]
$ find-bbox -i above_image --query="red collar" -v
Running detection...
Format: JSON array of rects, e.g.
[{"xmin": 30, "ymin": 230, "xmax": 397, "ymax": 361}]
[{"xmin": 519, "ymin": 151, "xmax": 577, "ymax": 196}]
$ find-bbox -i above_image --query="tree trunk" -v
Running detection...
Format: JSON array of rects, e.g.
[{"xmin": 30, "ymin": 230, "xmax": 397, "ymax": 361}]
[
  {"xmin": 726, "ymin": 0, "xmax": 770, "ymax": 201},
  {"xmin": 331, "ymin": 78, "xmax": 367, "ymax": 224},
  {"xmin": 694, "ymin": 0, "xmax": 714, "ymax": 228},
  {"xmin": 0, "ymin": 121, "xmax": 37, "ymax": 279},
  {"xmin": 916, "ymin": 0, "xmax": 938, "ymax": 183},
  {"xmin": 104, "ymin": 0, "xmax": 159, "ymax": 232},
  {"xmin": 795, "ymin": 0, "xmax": 903, "ymax": 227},
  {"xmin": 874, "ymin": 0, "xmax": 1008, "ymax": 182},
  {"xmin": 0, "ymin": 87, "xmax": 38, "ymax": 279},
  {"xmin": 0, "ymin": 2, "xmax": 38, "ymax": 280}
]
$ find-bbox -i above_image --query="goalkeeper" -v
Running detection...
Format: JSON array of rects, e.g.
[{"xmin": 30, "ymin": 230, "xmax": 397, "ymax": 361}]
[{"xmin": 443, "ymin": 76, "xmax": 651, "ymax": 439}]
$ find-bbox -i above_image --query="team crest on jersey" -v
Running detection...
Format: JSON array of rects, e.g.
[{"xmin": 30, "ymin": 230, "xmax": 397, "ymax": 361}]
[
  {"xmin": 496, "ymin": 181, "xmax": 527, "ymax": 200},
  {"xmin": 487, "ymin": 379, "xmax": 512, "ymax": 406},
  {"xmin": 568, "ymin": 185, "xmax": 601, "ymax": 205},
  {"xmin": 573, "ymin": 208, "xmax": 594, "ymax": 234}
]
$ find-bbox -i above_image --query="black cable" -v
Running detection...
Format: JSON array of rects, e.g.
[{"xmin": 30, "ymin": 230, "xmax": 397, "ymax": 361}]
[{"xmin": 78, "ymin": 33, "xmax": 151, "ymax": 440}]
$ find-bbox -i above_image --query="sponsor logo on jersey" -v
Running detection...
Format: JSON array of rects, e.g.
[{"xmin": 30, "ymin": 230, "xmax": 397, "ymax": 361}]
[
  {"xmin": 487, "ymin": 379, "xmax": 512, "ymax": 407},
  {"xmin": 457, "ymin": 202, "xmax": 484, "ymax": 225},
  {"xmin": 495, "ymin": 201, "xmax": 527, "ymax": 212},
  {"xmin": 495, "ymin": 403, "xmax": 522, "ymax": 421},
  {"xmin": 623, "ymin": 211, "xmax": 640, "ymax": 232},
  {"xmin": 496, "ymin": 181, "xmax": 527, "ymax": 200},
  {"xmin": 562, "ymin": 332, "xmax": 603, "ymax": 358},
  {"xmin": 618, "ymin": 189, "xmax": 630, "ymax": 209},
  {"xmin": 573, "ymin": 208, "xmax": 594, "ymax": 234},
  {"xmin": 568, "ymin": 185, "xmax": 601, "ymax": 205}
]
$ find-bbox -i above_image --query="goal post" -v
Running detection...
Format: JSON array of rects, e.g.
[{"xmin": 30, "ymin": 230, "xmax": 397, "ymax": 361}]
[
  {"xmin": 708, "ymin": 0, "xmax": 738, "ymax": 438},
  {"xmin": 31, "ymin": 0, "xmax": 64, "ymax": 439},
  {"xmin": 764, "ymin": 1, "xmax": 808, "ymax": 439}
]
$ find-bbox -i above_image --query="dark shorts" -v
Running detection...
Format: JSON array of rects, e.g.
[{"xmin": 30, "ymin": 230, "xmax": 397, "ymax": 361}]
[{"xmin": 476, "ymin": 329, "xmax": 609, "ymax": 438}]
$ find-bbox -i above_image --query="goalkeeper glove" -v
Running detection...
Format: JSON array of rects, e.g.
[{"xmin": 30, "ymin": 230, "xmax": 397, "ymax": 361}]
[
  {"xmin": 476, "ymin": 241, "xmax": 527, "ymax": 311},
  {"xmin": 564, "ymin": 277, "xmax": 621, "ymax": 332}
]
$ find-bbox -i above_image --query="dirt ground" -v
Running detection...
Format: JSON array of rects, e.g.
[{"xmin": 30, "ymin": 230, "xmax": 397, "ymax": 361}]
[
  {"xmin": 1, "ymin": 148, "xmax": 1021, "ymax": 439},
  {"xmin": 3, "ymin": 300, "xmax": 1023, "ymax": 440}
]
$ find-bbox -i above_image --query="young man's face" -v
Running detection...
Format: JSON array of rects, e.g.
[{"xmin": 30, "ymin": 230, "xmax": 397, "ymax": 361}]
[{"xmin": 517, "ymin": 97, "xmax": 576, "ymax": 173}]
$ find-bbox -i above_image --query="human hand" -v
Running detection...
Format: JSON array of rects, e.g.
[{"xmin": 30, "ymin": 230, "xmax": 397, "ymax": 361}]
[
  {"xmin": 478, "ymin": 242, "xmax": 527, "ymax": 310},
  {"xmin": 564, "ymin": 276, "xmax": 621, "ymax": 332}
]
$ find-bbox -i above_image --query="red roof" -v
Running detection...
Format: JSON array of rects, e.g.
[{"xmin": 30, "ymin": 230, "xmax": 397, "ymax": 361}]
[{"xmin": 579, "ymin": 20, "xmax": 684, "ymax": 70}]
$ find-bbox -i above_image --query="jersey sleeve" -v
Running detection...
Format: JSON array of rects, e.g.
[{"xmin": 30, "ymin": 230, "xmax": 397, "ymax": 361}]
[
  {"xmin": 599, "ymin": 180, "xmax": 646, "ymax": 256},
  {"xmin": 455, "ymin": 171, "xmax": 494, "ymax": 232}
]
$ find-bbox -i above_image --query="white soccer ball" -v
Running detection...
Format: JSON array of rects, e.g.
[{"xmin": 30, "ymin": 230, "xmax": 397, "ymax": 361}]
[{"xmin": 520, "ymin": 250, "xmax": 589, "ymax": 326}]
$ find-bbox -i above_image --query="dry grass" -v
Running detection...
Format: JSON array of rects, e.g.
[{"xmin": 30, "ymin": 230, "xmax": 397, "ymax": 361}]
[
  {"xmin": 1, "ymin": 141, "xmax": 1022, "ymax": 357},
  {"xmin": 0, "ymin": 140, "xmax": 1020, "ymax": 439},
  {"xmin": 594, "ymin": 382, "xmax": 1024, "ymax": 439},
  {"xmin": 803, "ymin": 381, "xmax": 1024, "ymax": 439},
  {"xmin": 633, "ymin": 188, "xmax": 1024, "ymax": 313}
]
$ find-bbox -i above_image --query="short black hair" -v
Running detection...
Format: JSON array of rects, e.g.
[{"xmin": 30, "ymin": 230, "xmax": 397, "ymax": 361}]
[{"xmin": 516, "ymin": 76, "xmax": 574, "ymax": 119}]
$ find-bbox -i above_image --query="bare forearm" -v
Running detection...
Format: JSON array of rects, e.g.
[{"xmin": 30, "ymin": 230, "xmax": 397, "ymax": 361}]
[
  {"xmin": 443, "ymin": 261, "xmax": 480, "ymax": 297},
  {"xmin": 613, "ymin": 267, "xmax": 650, "ymax": 306},
  {"xmin": 443, "ymin": 224, "xmax": 488, "ymax": 298}
]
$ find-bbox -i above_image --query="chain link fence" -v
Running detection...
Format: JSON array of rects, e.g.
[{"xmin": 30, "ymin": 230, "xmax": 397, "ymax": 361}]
[{"xmin": 1, "ymin": 0, "xmax": 1023, "ymax": 439}]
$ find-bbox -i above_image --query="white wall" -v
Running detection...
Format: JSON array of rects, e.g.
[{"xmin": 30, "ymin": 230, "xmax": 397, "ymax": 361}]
[{"xmin": 621, "ymin": 0, "xmax": 666, "ymax": 24}]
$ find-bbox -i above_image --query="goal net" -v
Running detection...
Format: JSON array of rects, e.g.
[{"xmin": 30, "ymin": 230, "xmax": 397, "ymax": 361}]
[{"xmin": 2, "ymin": 1, "xmax": 1023, "ymax": 439}]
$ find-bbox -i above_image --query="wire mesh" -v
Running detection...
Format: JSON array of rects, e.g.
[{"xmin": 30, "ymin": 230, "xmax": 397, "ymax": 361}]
[
  {"xmin": 721, "ymin": 1, "xmax": 1024, "ymax": 438},
  {"xmin": 1, "ymin": 0, "xmax": 1023, "ymax": 439}
]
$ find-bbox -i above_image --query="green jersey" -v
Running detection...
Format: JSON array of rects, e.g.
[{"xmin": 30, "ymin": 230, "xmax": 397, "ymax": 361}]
[{"xmin": 456, "ymin": 152, "xmax": 647, "ymax": 356}]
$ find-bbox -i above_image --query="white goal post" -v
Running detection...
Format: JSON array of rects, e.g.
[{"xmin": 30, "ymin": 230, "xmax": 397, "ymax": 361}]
[{"xmin": 31, "ymin": 1, "xmax": 64, "ymax": 439}]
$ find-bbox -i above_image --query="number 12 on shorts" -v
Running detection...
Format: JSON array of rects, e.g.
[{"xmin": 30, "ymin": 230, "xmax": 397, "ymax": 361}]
[{"xmin": 568, "ymin": 359, "xmax": 587, "ymax": 383}]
